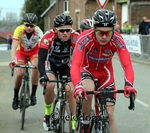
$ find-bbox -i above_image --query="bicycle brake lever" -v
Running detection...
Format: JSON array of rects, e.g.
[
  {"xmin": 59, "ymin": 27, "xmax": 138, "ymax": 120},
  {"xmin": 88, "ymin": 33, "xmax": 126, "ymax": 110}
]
[{"xmin": 128, "ymin": 92, "xmax": 135, "ymax": 110}]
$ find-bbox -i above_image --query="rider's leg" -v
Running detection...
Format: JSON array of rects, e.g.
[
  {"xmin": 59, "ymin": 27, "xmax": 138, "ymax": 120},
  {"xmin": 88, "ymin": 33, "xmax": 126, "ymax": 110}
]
[
  {"xmin": 66, "ymin": 82, "xmax": 76, "ymax": 130},
  {"xmin": 107, "ymin": 103, "xmax": 117, "ymax": 133},
  {"xmin": 12, "ymin": 68, "xmax": 24, "ymax": 110},
  {"xmin": 14, "ymin": 68, "xmax": 24, "ymax": 97},
  {"xmin": 12, "ymin": 51, "xmax": 26, "ymax": 110},
  {"xmin": 43, "ymin": 73, "xmax": 55, "ymax": 130},
  {"xmin": 66, "ymin": 82, "xmax": 76, "ymax": 115},
  {"xmin": 81, "ymin": 79, "xmax": 95, "ymax": 132},
  {"xmin": 82, "ymin": 79, "xmax": 95, "ymax": 116},
  {"xmin": 44, "ymin": 73, "xmax": 55, "ymax": 115},
  {"xmin": 30, "ymin": 57, "xmax": 39, "ymax": 105}
]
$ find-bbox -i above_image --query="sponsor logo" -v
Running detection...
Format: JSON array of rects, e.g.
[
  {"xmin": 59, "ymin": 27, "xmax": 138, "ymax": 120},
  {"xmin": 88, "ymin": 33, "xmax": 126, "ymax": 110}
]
[
  {"xmin": 78, "ymin": 36, "xmax": 90, "ymax": 50},
  {"xmin": 44, "ymin": 39, "xmax": 49, "ymax": 45}
]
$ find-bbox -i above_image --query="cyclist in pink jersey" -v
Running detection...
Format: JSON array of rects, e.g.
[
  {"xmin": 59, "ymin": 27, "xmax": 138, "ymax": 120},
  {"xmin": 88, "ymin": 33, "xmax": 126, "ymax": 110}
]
[{"xmin": 70, "ymin": 9, "xmax": 137, "ymax": 133}]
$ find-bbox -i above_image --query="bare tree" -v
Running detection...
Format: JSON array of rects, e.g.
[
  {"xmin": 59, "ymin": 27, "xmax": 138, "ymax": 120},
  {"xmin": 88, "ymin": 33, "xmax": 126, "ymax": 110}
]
[{"xmin": 5, "ymin": 12, "xmax": 18, "ymax": 21}]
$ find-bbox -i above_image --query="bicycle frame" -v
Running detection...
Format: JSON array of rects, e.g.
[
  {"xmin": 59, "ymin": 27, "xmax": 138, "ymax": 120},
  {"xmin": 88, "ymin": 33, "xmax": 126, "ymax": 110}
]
[
  {"xmin": 11, "ymin": 58, "xmax": 37, "ymax": 130},
  {"xmin": 76, "ymin": 88, "xmax": 135, "ymax": 133},
  {"xmin": 43, "ymin": 74, "xmax": 72, "ymax": 132},
  {"xmin": 19, "ymin": 61, "xmax": 31, "ymax": 109}
]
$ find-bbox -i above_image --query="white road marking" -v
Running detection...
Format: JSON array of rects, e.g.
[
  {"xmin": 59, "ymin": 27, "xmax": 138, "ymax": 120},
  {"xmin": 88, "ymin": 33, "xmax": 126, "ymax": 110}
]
[{"xmin": 135, "ymin": 99, "xmax": 149, "ymax": 107}]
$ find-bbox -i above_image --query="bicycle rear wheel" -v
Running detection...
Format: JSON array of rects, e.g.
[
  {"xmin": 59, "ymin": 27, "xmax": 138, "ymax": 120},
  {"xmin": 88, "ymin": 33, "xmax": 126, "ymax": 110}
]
[{"xmin": 20, "ymin": 82, "xmax": 28, "ymax": 130}]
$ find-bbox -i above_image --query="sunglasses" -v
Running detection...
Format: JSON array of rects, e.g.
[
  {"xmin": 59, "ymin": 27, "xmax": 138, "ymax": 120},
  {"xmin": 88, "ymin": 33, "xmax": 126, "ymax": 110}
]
[
  {"xmin": 95, "ymin": 30, "xmax": 113, "ymax": 37},
  {"xmin": 25, "ymin": 24, "xmax": 35, "ymax": 28},
  {"xmin": 56, "ymin": 28, "xmax": 72, "ymax": 33}
]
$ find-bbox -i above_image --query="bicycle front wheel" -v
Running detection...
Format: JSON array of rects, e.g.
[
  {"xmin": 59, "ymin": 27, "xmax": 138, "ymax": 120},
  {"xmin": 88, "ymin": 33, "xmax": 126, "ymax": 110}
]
[
  {"xmin": 59, "ymin": 101, "xmax": 72, "ymax": 133},
  {"xmin": 20, "ymin": 82, "xmax": 28, "ymax": 130},
  {"xmin": 102, "ymin": 122, "xmax": 111, "ymax": 133},
  {"xmin": 52, "ymin": 99, "xmax": 60, "ymax": 133}
]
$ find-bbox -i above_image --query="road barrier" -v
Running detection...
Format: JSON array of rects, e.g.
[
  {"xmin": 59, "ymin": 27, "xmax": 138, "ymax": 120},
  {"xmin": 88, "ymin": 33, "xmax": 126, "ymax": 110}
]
[{"xmin": 122, "ymin": 34, "xmax": 150, "ymax": 62}]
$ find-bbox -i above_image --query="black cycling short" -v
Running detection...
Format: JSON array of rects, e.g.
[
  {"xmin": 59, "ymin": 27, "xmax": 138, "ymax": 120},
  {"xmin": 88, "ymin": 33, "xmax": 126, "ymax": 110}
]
[
  {"xmin": 81, "ymin": 72, "xmax": 116, "ymax": 104},
  {"xmin": 46, "ymin": 61, "xmax": 71, "ymax": 81}
]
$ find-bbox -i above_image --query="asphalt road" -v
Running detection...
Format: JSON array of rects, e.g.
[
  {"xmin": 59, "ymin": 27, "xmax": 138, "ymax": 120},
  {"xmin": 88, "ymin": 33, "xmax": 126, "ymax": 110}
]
[{"xmin": 0, "ymin": 50, "xmax": 150, "ymax": 133}]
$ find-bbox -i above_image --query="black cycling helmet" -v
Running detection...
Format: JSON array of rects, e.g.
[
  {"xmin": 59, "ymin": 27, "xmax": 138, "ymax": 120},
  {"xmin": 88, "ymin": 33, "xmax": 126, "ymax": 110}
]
[
  {"xmin": 23, "ymin": 13, "xmax": 38, "ymax": 24},
  {"xmin": 80, "ymin": 19, "xmax": 93, "ymax": 30},
  {"xmin": 54, "ymin": 13, "xmax": 73, "ymax": 27},
  {"xmin": 92, "ymin": 9, "xmax": 117, "ymax": 27}
]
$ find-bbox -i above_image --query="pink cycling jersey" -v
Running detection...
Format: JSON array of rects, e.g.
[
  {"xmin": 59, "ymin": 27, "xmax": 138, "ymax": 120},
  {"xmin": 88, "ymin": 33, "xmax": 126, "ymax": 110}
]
[{"xmin": 71, "ymin": 29, "xmax": 134, "ymax": 90}]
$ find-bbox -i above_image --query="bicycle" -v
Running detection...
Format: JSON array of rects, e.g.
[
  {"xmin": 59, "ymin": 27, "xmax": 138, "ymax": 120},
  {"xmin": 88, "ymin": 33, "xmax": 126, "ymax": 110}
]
[
  {"xmin": 11, "ymin": 58, "xmax": 37, "ymax": 130},
  {"xmin": 76, "ymin": 81, "xmax": 135, "ymax": 133},
  {"xmin": 43, "ymin": 73, "xmax": 72, "ymax": 133}
]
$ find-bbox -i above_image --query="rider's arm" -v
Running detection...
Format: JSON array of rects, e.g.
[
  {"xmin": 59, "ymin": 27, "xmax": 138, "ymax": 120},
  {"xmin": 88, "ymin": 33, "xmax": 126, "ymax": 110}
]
[
  {"xmin": 38, "ymin": 31, "xmax": 52, "ymax": 77},
  {"xmin": 38, "ymin": 48, "xmax": 48, "ymax": 77},
  {"xmin": 11, "ymin": 39, "xmax": 19, "ymax": 61},
  {"xmin": 115, "ymin": 35, "xmax": 134, "ymax": 85},
  {"xmin": 70, "ymin": 37, "xmax": 86, "ymax": 87}
]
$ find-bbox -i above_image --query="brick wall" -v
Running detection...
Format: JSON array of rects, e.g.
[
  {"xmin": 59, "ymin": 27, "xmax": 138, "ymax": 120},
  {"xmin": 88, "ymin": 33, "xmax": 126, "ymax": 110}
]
[{"xmin": 43, "ymin": 0, "xmax": 150, "ymax": 32}]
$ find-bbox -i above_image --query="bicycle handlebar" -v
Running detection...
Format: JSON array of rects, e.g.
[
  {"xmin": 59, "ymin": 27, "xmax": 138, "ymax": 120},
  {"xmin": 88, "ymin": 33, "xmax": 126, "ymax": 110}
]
[
  {"xmin": 11, "ymin": 65, "xmax": 38, "ymax": 77},
  {"xmin": 83, "ymin": 89, "xmax": 135, "ymax": 110},
  {"xmin": 43, "ymin": 76, "xmax": 68, "ymax": 95},
  {"xmin": 14, "ymin": 64, "xmax": 38, "ymax": 69}
]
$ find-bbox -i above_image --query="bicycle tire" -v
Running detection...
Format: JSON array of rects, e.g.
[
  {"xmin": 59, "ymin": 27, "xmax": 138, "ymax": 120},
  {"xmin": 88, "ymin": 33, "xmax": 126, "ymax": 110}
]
[
  {"xmin": 59, "ymin": 101, "xmax": 72, "ymax": 133},
  {"xmin": 20, "ymin": 83, "xmax": 27, "ymax": 130},
  {"xmin": 102, "ymin": 122, "xmax": 111, "ymax": 133},
  {"xmin": 75, "ymin": 103, "xmax": 81, "ymax": 132},
  {"xmin": 90, "ymin": 109, "xmax": 95, "ymax": 133},
  {"xmin": 52, "ymin": 99, "xmax": 61, "ymax": 133}
]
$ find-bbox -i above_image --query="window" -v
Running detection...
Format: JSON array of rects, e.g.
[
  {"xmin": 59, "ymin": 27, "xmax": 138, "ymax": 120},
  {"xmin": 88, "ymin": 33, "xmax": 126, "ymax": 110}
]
[{"xmin": 63, "ymin": 0, "xmax": 69, "ymax": 14}]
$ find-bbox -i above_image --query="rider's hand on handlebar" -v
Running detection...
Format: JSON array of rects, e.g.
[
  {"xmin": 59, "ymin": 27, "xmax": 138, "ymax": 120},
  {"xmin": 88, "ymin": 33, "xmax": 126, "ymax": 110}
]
[
  {"xmin": 9, "ymin": 60, "xmax": 16, "ymax": 68},
  {"xmin": 124, "ymin": 86, "xmax": 137, "ymax": 98},
  {"xmin": 39, "ymin": 75, "xmax": 49, "ymax": 87},
  {"xmin": 74, "ymin": 84, "xmax": 87, "ymax": 102}
]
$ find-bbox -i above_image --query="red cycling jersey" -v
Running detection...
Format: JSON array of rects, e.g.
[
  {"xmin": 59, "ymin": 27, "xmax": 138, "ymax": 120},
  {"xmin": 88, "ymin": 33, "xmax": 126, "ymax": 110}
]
[
  {"xmin": 71, "ymin": 29, "xmax": 134, "ymax": 89},
  {"xmin": 39, "ymin": 29, "xmax": 79, "ymax": 50}
]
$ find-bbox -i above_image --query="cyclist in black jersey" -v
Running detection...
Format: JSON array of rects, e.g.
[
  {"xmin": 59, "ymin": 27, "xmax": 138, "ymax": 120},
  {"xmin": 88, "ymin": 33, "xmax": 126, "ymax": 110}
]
[{"xmin": 38, "ymin": 13, "xmax": 80, "ymax": 132}]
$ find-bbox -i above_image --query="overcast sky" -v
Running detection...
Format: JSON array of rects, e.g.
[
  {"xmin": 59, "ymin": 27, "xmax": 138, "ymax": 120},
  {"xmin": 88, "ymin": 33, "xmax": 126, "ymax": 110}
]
[{"xmin": 0, "ymin": 0, "xmax": 24, "ymax": 20}]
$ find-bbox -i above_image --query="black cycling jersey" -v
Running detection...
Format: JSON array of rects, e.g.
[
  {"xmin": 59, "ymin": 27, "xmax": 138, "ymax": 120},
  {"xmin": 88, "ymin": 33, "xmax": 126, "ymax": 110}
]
[{"xmin": 48, "ymin": 37, "xmax": 72, "ymax": 66}]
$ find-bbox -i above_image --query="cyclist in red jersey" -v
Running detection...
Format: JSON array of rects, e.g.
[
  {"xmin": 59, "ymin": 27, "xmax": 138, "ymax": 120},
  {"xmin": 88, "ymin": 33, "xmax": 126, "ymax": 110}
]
[
  {"xmin": 9, "ymin": 13, "xmax": 43, "ymax": 110},
  {"xmin": 38, "ymin": 13, "xmax": 80, "ymax": 132},
  {"xmin": 80, "ymin": 19, "xmax": 93, "ymax": 33},
  {"xmin": 70, "ymin": 9, "xmax": 137, "ymax": 133}
]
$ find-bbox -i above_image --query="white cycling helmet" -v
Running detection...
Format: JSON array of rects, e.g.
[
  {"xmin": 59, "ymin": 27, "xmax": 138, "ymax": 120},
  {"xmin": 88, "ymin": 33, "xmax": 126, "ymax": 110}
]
[{"xmin": 80, "ymin": 19, "xmax": 94, "ymax": 30}]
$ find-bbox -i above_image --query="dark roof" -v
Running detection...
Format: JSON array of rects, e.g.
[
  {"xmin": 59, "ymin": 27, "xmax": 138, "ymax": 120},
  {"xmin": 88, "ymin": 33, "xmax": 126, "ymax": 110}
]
[
  {"xmin": 40, "ymin": 0, "xmax": 56, "ymax": 17},
  {"xmin": 0, "ymin": 21, "xmax": 20, "ymax": 39}
]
